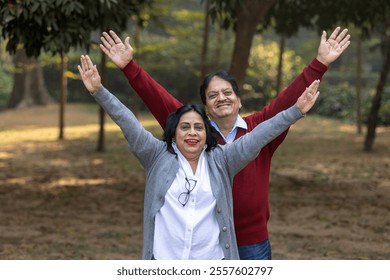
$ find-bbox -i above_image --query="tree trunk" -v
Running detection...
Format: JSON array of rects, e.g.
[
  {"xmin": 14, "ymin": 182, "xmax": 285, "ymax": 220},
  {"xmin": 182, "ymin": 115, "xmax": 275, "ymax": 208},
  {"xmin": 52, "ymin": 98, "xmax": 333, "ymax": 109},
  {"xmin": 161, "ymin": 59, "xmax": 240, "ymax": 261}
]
[
  {"xmin": 7, "ymin": 49, "xmax": 53, "ymax": 108},
  {"xmin": 229, "ymin": 0, "xmax": 278, "ymax": 90},
  {"xmin": 276, "ymin": 34, "xmax": 285, "ymax": 94},
  {"xmin": 363, "ymin": 43, "xmax": 390, "ymax": 151},
  {"xmin": 96, "ymin": 52, "xmax": 106, "ymax": 152},
  {"xmin": 355, "ymin": 32, "xmax": 363, "ymax": 134},
  {"xmin": 58, "ymin": 53, "xmax": 68, "ymax": 140},
  {"xmin": 200, "ymin": 0, "xmax": 210, "ymax": 80},
  {"xmin": 213, "ymin": 26, "xmax": 223, "ymax": 69}
]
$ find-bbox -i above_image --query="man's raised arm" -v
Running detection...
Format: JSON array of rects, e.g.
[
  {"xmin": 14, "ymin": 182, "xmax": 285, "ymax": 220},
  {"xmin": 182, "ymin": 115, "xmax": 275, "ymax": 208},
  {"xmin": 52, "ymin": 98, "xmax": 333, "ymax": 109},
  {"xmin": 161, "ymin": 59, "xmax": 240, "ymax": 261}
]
[
  {"xmin": 100, "ymin": 30, "xmax": 182, "ymax": 128},
  {"xmin": 258, "ymin": 26, "xmax": 351, "ymax": 121}
]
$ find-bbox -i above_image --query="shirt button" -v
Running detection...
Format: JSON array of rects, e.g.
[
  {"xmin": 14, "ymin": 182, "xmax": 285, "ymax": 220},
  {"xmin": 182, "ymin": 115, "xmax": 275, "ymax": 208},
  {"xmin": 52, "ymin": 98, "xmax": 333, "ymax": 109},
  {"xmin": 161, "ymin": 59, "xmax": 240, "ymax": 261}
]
[
  {"xmin": 217, "ymin": 208, "xmax": 222, "ymax": 213},
  {"xmin": 222, "ymin": 226, "xmax": 227, "ymax": 232},
  {"xmin": 225, "ymin": 243, "xmax": 230, "ymax": 249}
]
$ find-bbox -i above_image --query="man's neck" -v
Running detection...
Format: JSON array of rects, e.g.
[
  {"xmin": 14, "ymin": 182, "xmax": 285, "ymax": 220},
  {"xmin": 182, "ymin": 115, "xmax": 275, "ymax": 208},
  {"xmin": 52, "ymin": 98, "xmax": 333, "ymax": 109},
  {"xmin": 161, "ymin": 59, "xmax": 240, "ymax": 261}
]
[{"xmin": 213, "ymin": 115, "xmax": 237, "ymax": 138}]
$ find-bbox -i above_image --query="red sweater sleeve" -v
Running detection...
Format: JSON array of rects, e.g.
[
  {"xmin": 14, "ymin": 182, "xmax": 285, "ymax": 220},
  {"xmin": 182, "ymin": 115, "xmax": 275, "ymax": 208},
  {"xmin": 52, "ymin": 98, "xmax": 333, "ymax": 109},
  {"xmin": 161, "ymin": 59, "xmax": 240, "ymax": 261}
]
[
  {"xmin": 261, "ymin": 58, "xmax": 327, "ymax": 120},
  {"xmin": 121, "ymin": 60, "xmax": 183, "ymax": 129},
  {"xmin": 246, "ymin": 58, "xmax": 328, "ymax": 154}
]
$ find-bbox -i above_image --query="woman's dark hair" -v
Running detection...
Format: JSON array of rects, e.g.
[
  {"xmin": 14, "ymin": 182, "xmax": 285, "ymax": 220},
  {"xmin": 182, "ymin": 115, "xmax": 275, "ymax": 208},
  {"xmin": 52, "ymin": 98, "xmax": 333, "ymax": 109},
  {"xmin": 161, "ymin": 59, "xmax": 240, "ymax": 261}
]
[
  {"xmin": 163, "ymin": 104, "xmax": 218, "ymax": 154},
  {"xmin": 199, "ymin": 70, "xmax": 241, "ymax": 105}
]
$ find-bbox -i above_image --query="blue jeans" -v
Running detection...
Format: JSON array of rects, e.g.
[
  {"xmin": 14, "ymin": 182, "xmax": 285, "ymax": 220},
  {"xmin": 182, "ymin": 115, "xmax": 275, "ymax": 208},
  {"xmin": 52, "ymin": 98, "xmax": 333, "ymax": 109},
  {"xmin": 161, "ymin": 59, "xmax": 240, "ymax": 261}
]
[{"xmin": 238, "ymin": 239, "xmax": 272, "ymax": 260}]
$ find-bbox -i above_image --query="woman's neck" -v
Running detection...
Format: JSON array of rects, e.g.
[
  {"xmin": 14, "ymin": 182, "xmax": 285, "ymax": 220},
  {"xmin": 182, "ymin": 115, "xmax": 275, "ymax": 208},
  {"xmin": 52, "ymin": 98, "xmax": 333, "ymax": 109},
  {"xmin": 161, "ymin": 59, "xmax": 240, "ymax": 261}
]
[{"xmin": 187, "ymin": 158, "xmax": 199, "ymax": 175}]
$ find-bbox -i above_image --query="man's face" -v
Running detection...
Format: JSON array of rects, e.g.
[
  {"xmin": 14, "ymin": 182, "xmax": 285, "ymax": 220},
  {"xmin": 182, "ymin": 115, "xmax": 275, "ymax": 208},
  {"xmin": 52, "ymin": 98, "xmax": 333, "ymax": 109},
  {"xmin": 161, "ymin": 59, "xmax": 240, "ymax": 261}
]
[{"xmin": 204, "ymin": 76, "xmax": 242, "ymax": 122}]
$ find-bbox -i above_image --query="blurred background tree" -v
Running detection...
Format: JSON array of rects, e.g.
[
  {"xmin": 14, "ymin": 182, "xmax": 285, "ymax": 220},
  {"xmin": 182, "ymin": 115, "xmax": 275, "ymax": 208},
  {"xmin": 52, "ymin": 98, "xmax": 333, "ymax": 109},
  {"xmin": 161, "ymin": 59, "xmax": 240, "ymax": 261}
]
[{"xmin": 0, "ymin": 0, "xmax": 153, "ymax": 146}]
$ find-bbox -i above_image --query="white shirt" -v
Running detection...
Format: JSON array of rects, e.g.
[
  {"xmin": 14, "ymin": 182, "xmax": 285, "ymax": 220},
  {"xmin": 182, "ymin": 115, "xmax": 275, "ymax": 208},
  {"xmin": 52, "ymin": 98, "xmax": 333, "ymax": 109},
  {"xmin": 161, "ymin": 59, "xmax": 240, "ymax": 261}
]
[
  {"xmin": 153, "ymin": 144, "xmax": 224, "ymax": 260},
  {"xmin": 211, "ymin": 115, "xmax": 248, "ymax": 144}
]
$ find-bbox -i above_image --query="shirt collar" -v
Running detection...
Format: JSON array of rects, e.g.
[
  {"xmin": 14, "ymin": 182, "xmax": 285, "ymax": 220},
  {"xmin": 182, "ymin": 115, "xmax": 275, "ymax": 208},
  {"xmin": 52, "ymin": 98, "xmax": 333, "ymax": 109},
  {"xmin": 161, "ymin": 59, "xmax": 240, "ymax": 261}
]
[
  {"xmin": 210, "ymin": 115, "xmax": 247, "ymax": 143},
  {"xmin": 172, "ymin": 142, "xmax": 207, "ymax": 178},
  {"xmin": 210, "ymin": 115, "xmax": 247, "ymax": 131}
]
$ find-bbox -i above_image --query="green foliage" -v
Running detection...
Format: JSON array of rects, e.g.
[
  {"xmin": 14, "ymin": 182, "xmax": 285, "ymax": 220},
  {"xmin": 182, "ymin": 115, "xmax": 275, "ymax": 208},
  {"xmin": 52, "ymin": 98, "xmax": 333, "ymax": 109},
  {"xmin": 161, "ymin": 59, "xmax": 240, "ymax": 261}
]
[
  {"xmin": 264, "ymin": 0, "xmax": 390, "ymax": 37},
  {"xmin": 0, "ymin": 42, "xmax": 13, "ymax": 109},
  {"xmin": 243, "ymin": 36, "xmax": 305, "ymax": 110},
  {"xmin": 311, "ymin": 82, "xmax": 356, "ymax": 121},
  {"xmin": 379, "ymin": 98, "xmax": 390, "ymax": 125},
  {"xmin": 0, "ymin": 0, "xmax": 153, "ymax": 57},
  {"xmin": 310, "ymin": 82, "xmax": 390, "ymax": 126},
  {"xmin": 1, "ymin": 0, "xmax": 90, "ymax": 56},
  {"xmin": 208, "ymin": 0, "xmax": 239, "ymax": 29},
  {"xmin": 127, "ymin": 1, "xmax": 234, "ymax": 103},
  {"xmin": 263, "ymin": 0, "xmax": 315, "ymax": 36}
]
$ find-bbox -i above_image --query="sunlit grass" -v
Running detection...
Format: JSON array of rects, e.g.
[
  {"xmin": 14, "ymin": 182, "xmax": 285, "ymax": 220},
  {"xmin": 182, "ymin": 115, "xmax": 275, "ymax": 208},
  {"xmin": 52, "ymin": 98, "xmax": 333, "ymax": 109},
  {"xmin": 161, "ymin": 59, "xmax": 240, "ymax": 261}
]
[{"xmin": 0, "ymin": 104, "xmax": 164, "ymax": 181}]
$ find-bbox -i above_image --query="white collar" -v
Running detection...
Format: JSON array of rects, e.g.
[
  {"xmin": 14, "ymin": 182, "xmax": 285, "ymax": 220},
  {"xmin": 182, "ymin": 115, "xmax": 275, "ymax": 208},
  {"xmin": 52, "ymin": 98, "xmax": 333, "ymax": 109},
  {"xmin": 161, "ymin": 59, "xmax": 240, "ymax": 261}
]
[
  {"xmin": 210, "ymin": 114, "xmax": 247, "ymax": 133},
  {"xmin": 172, "ymin": 143, "xmax": 207, "ymax": 178}
]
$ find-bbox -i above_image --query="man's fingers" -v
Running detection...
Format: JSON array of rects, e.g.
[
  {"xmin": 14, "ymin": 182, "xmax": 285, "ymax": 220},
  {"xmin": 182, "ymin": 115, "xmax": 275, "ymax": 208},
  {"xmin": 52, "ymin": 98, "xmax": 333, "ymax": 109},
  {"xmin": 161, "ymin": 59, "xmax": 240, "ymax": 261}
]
[
  {"xmin": 335, "ymin": 28, "xmax": 348, "ymax": 43},
  {"xmin": 100, "ymin": 35, "xmax": 112, "ymax": 50},
  {"xmin": 102, "ymin": 31, "xmax": 115, "ymax": 46},
  {"xmin": 328, "ymin": 26, "xmax": 341, "ymax": 41},
  {"xmin": 321, "ymin": 30, "xmax": 327, "ymax": 44},
  {"xmin": 99, "ymin": 44, "xmax": 109, "ymax": 55},
  {"xmin": 341, "ymin": 41, "xmax": 351, "ymax": 51},
  {"xmin": 124, "ymin": 36, "xmax": 131, "ymax": 48},
  {"xmin": 109, "ymin": 30, "xmax": 122, "ymax": 44},
  {"xmin": 340, "ymin": 35, "xmax": 351, "ymax": 47}
]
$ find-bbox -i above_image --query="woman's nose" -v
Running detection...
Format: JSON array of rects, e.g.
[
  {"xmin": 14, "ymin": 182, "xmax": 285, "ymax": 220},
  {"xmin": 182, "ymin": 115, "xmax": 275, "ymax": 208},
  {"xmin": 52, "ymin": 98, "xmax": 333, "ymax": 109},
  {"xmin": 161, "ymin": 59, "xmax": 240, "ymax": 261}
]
[{"xmin": 188, "ymin": 127, "xmax": 197, "ymax": 135}]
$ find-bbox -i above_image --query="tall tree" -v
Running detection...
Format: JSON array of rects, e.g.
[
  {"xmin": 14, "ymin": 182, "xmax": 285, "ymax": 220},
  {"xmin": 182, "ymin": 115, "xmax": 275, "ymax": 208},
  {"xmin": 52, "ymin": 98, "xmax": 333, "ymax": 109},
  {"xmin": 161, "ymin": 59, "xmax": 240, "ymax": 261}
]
[
  {"xmin": 263, "ymin": 0, "xmax": 390, "ymax": 151},
  {"xmin": 209, "ymin": 0, "xmax": 278, "ymax": 90},
  {"xmin": 364, "ymin": 21, "xmax": 390, "ymax": 151},
  {"xmin": 1, "ymin": 0, "xmax": 97, "ymax": 139},
  {"xmin": 0, "ymin": 0, "xmax": 153, "ymax": 145},
  {"xmin": 92, "ymin": 1, "xmax": 153, "ymax": 151},
  {"xmin": 311, "ymin": 0, "xmax": 390, "ymax": 151},
  {"xmin": 262, "ymin": 0, "xmax": 315, "ymax": 95},
  {"xmin": 355, "ymin": 30, "xmax": 363, "ymax": 134},
  {"xmin": 7, "ymin": 48, "xmax": 53, "ymax": 108},
  {"xmin": 200, "ymin": 0, "xmax": 211, "ymax": 80}
]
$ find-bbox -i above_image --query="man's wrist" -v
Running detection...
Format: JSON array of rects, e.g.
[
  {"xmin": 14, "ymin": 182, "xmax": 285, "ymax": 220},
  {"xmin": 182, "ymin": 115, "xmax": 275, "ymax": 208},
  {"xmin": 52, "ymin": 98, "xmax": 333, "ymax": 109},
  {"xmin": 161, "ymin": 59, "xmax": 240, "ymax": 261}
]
[
  {"xmin": 119, "ymin": 58, "xmax": 133, "ymax": 69},
  {"xmin": 316, "ymin": 55, "xmax": 330, "ymax": 67}
]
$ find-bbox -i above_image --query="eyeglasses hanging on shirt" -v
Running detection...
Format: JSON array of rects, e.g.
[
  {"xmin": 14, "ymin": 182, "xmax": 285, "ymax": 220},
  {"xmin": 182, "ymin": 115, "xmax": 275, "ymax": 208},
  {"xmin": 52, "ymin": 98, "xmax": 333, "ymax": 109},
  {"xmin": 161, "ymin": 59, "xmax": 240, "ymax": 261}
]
[{"xmin": 178, "ymin": 177, "xmax": 197, "ymax": 207}]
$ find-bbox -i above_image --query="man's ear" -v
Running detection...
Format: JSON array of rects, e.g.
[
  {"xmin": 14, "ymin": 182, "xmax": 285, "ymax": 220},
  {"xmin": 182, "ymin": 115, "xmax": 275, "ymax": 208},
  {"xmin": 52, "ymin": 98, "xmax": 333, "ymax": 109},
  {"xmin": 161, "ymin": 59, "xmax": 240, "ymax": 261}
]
[{"xmin": 205, "ymin": 108, "xmax": 210, "ymax": 117}]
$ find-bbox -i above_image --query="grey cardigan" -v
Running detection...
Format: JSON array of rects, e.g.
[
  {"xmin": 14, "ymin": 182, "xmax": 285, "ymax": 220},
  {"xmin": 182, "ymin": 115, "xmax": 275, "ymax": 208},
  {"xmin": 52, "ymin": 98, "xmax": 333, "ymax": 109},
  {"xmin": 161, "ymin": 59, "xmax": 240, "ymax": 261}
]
[{"xmin": 93, "ymin": 86, "xmax": 303, "ymax": 260}]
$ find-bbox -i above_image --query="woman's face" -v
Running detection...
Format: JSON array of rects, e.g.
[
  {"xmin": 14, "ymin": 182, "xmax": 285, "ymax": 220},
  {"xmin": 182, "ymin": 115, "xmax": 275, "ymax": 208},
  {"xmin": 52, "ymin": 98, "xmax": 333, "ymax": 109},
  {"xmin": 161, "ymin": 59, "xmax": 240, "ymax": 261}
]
[{"xmin": 174, "ymin": 111, "xmax": 207, "ymax": 161}]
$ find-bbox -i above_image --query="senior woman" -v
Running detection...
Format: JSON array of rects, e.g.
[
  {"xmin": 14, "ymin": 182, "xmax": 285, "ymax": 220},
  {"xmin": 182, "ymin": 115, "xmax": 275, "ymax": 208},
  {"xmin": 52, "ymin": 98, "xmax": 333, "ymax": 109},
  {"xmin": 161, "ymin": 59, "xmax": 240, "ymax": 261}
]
[{"xmin": 78, "ymin": 55, "xmax": 320, "ymax": 260}]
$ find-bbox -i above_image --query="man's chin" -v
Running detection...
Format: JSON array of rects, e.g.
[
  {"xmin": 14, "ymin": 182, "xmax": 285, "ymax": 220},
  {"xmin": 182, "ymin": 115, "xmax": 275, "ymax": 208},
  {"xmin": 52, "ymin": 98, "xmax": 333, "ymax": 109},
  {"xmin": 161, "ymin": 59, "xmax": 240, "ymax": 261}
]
[{"xmin": 214, "ymin": 110, "xmax": 233, "ymax": 119}]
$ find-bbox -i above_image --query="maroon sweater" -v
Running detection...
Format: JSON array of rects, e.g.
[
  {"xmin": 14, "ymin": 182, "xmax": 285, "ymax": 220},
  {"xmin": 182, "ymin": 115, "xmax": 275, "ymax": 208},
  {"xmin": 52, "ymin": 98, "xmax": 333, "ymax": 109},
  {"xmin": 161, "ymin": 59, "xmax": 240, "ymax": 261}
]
[{"xmin": 121, "ymin": 59, "xmax": 327, "ymax": 245}]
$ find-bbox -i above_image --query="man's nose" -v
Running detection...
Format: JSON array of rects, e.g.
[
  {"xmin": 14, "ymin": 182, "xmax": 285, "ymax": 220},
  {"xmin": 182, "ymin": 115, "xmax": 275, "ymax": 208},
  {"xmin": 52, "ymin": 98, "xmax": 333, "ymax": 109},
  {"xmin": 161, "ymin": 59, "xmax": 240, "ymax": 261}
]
[{"xmin": 216, "ymin": 91, "xmax": 227, "ymax": 100}]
